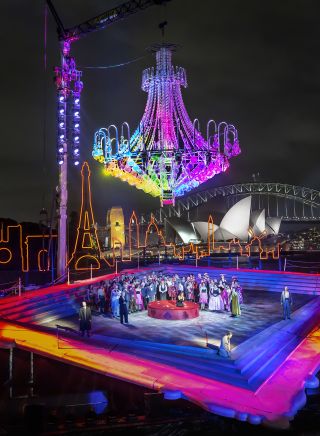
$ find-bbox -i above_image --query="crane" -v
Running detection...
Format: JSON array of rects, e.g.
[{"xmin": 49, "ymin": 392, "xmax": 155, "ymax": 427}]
[{"xmin": 46, "ymin": 0, "xmax": 171, "ymax": 279}]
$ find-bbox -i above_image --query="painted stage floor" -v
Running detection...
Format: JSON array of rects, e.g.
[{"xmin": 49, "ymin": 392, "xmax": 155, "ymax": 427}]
[
  {"xmin": 1, "ymin": 268, "xmax": 320, "ymax": 428},
  {"xmin": 44, "ymin": 290, "xmax": 315, "ymax": 349}
]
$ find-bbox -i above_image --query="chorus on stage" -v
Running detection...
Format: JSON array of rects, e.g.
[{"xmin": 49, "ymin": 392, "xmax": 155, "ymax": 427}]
[{"xmin": 82, "ymin": 270, "xmax": 244, "ymax": 319}]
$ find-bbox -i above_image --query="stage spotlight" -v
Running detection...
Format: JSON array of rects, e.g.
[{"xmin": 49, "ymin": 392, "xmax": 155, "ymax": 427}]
[
  {"xmin": 58, "ymin": 146, "xmax": 64, "ymax": 153},
  {"xmin": 75, "ymin": 123, "xmax": 80, "ymax": 128},
  {"xmin": 74, "ymin": 111, "xmax": 79, "ymax": 118},
  {"xmin": 59, "ymin": 135, "xmax": 64, "ymax": 140},
  {"xmin": 74, "ymin": 160, "xmax": 80, "ymax": 166},
  {"xmin": 74, "ymin": 136, "xmax": 79, "ymax": 142},
  {"xmin": 59, "ymin": 122, "xmax": 65, "ymax": 128},
  {"xmin": 58, "ymin": 158, "xmax": 64, "ymax": 165},
  {"xmin": 75, "ymin": 98, "xmax": 80, "ymax": 105}
]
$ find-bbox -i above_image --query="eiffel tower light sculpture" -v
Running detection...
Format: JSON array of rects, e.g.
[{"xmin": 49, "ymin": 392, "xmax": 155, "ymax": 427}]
[{"xmin": 93, "ymin": 43, "xmax": 241, "ymax": 206}]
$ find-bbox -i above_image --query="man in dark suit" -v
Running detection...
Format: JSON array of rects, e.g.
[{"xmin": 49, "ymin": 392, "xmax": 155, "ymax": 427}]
[
  {"xmin": 79, "ymin": 301, "xmax": 92, "ymax": 337},
  {"xmin": 119, "ymin": 291, "xmax": 129, "ymax": 324}
]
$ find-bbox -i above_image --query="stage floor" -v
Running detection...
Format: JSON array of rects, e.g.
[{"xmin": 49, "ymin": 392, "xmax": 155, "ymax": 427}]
[
  {"xmin": 1, "ymin": 267, "xmax": 320, "ymax": 428},
  {"xmin": 44, "ymin": 290, "xmax": 314, "ymax": 349}
]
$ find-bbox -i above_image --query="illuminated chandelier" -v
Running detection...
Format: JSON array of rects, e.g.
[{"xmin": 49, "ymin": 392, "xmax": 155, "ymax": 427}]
[{"xmin": 93, "ymin": 43, "xmax": 241, "ymax": 206}]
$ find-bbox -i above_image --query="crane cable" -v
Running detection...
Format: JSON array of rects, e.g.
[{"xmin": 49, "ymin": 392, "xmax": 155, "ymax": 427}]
[{"xmin": 80, "ymin": 54, "xmax": 149, "ymax": 70}]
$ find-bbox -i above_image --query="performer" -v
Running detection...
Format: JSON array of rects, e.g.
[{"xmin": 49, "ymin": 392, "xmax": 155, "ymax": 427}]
[
  {"xmin": 231, "ymin": 287, "xmax": 241, "ymax": 317},
  {"xmin": 218, "ymin": 274, "xmax": 227, "ymax": 292},
  {"xmin": 135, "ymin": 285, "xmax": 144, "ymax": 311},
  {"xmin": 281, "ymin": 286, "xmax": 293, "ymax": 320},
  {"xmin": 129, "ymin": 286, "xmax": 137, "ymax": 313},
  {"xmin": 149, "ymin": 280, "xmax": 157, "ymax": 302},
  {"xmin": 231, "ymin": 276, "xmax": 243, "ymax": 305},
  {"xmin": 208, "ymin": 280, "xmax": 224, "ymax": 311},
  {"xmin": 142, "ymin": 282, "xmax": 150, "ymax": 309},
  {"xmin": 176, "ymin": 290, "xmax": 185, "ymax": 307},
  {"xmin": 158, "ymin": 279, "xmax": 168, "ymax": 300},
  {"xmin": 168, "ymin": 279, "xmax": 177, "ymax": 300},
  {"xmin": 111, "ymin": 287, "xmax": 120, "ymax": 318},
  {"xmin": 119, "ymin": 291, "xmax": 129, "ymax": 324},
  {"xmin": 218, "ymin": 331, "xmax": 233, "ymax": 358},
  {"xmin": 185, "ymin": 280, "xmax": 194, "ymax": 301},
  {"xmin": 221, "ymin": 284, "xmax": 230, "ymax": 312},
  {"xmin": 79, "ymin": 301, "xmax": 92, "ymax": 337},
  {"xmin": 199, "ymin": 280, "xmax": 208, "ymax": 310},
  {"xmin": 97, "ymin": 282, "xmax": 106, "ymax": 315}
]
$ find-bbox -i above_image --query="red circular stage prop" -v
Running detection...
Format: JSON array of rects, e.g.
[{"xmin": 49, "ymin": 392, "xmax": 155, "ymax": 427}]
[{"xmin": 148, "ymin": 300, "xmax": 199, "ymax": 320}]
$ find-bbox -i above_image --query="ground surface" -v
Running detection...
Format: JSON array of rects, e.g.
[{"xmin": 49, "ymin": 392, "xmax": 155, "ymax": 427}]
[{"xmin": 44, "ymin": 290, "xmax": 315, "ymax": 348}]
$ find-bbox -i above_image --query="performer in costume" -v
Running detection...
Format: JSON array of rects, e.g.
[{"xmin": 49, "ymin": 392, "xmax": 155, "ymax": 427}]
[
  {"xmin": 176, "ymin": 290, "xmax": 185, "ymax": 307},
  {"xmin": 221, "ymin": 285, "xmax": 230, "ymax": 311},
  {"xmin": 281, "ymin": 286, "xmax": 293, "ymax": 320},
  {"xmin": 208, "ymin": 280, "xmax": 224, "ymax": 311},
  {"xmin": 79, "ymin": 301, "xmax": 92, "ymax": 337},
  {"xmin": 119, "ymin": 291, "xmax": 129, "ymax": 324},
  {"xmin": 168, "ymin": 278, "xmax": 177, "ymax": 300},
  {"xmin": 149, "ymin": 280, "xmax": 156, "ymax": 302},
  {"xmin": 218, "ymin": 274, "xmax": 227, "ymax": 292},
  {"xmin": 135, "ymin": 285, "xmax": 144, "ymax": 310},
  {"xmin": 199, "ymin": 280, "xmax": 208, "ymax": 310},
  {"xmin": 231, "ymin": 276, "xmax": 243, "ymax": 305},
  {"xmin": 111, "ymin": 287, "xmax": 120, "ymax": 318},
  {"xmin": 218, "ymin": 331, "xmax": 233, "ymax": 358},
  {"xmin": 186, "ymin": 280, "xmax": 194, "ymax": 301},
  {"xmin": 231, "ymin": 287, "xmax": 241, "ymax": 317},
  {"xmin": 158, "ymin": 279, "xmax": 168, "ymax": 300},
  {"xmin": 129, "ymin": 286, "xmax": 137, "ymax": 313}
]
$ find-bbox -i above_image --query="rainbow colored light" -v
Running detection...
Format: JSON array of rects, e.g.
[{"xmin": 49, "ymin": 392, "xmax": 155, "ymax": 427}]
[{"xmin": 93, "ymin": 43, "xmax": 241, "ymax": 205}]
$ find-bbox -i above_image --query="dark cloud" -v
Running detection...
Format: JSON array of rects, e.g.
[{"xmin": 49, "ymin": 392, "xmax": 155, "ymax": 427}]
[{"xmin": 1, "ymin": 0, "xmax": 320, "ymax": 223}]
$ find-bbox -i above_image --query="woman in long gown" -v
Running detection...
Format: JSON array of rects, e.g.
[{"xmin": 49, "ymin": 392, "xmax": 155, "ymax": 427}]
[
  {"xmin": 199, "ymin": 281, "xmax": 208, "ymax": 310},
  {"xmin": 135, "ymin": 285, "xmax": 144, "ymax": 311},
  {"xmin": 221, "ymin": 285, "xmax": 230, "ymax": 312},
  {"xmin": 231, "ymin": 277, "xmax": 243, "ymax": 305},
  {"xmin": 231, "ymin": 288, "xmax": 241, "ymax": 317},
  {"xmin": 208, "ymin": 280, "xmax": 224, "ymax": 311}
]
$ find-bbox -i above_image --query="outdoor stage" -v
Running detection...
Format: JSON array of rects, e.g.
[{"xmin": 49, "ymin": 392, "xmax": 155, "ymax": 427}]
[{"xmin": 0, "ymin": 266, "xmax": 319, "ymax": 429}]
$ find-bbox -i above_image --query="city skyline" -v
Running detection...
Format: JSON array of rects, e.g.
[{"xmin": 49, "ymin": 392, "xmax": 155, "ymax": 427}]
[{"xmin": 1, "ymin": 0, "xmax": 320, "ymax": 223}]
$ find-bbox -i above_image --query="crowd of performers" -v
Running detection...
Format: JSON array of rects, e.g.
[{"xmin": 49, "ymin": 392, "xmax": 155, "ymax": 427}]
[{"xmin": 85, "ymin": 271, "xmax": 243, "ymax": 319}]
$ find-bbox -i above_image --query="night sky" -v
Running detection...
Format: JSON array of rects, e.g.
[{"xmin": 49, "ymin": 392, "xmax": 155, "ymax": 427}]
[{"xmin": 1, "ymin": 0, "xmax": 319, "ymax": 224}]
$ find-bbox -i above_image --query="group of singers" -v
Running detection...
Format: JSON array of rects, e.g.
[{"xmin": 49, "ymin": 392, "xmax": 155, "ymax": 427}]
[{"xmin": 86, "ymin": 271, "xmax": 243, "ymax": 319}]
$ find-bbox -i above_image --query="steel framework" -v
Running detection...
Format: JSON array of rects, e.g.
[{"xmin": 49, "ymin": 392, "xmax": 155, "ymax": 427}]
[{"xmin": 141, "ymin": 183, "xmax": 320, "ymax": 223}]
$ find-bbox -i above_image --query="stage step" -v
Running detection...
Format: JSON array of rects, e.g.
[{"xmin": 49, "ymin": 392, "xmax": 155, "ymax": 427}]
[
  {"xmin": 163, "ymin": 265, "xmax": 319, "ymax": 295},
  {"xmin": 232, "ymin": 297, "xmax": 320, "ymax": 389},
  {"xmin": 63, "ymin": 332, "xmax": 249, "ymax": 389},
  {"xmin": 0, "ymin": 288, "xmax": 86, "ymax": 323}
]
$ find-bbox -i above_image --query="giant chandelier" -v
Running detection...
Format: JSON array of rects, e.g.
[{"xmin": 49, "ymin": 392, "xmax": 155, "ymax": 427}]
[{"xmin": 93, "ymin": 43, "xmax": 241, "ymax": 206}]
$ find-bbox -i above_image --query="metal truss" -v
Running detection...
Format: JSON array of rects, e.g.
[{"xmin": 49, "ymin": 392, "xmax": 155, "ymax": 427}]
[{"xmin": 141, "ymin": 183, "xmax": 320, "ymax": 223}]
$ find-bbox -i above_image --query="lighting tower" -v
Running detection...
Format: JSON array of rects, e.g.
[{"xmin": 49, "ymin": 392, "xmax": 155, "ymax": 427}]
[{"xmin": 47, "ymin": 0, "xmax": 171, "ymax": 279}]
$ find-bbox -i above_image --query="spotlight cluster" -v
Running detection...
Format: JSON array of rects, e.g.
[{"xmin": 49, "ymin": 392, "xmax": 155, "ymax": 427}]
[{"xmin": 54, "ymin": 41, "xmax": 83, "ymax": 167}]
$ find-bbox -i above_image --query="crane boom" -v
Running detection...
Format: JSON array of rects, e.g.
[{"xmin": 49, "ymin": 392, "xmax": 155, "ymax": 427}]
[{"xmin": 48, "ymin": 0, "xmax": 170, "ymax": 42}]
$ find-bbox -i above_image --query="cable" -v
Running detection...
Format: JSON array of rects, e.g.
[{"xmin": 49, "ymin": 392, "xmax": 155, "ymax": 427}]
[
  {"xmin": 80, "ymin": 54, "xmax": 149, "ymax": 70},
  {"xmin": 41, "ymin": 1, "xmax": 48, "ymax": 211}
]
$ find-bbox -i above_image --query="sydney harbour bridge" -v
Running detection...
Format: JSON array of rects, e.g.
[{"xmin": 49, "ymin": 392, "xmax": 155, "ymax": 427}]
[{"xmin": 141, "ymin": 182, "xmax": 320, "ymax": 224}]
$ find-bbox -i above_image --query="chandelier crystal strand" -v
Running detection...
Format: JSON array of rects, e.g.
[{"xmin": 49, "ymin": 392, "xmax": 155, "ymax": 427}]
[{"xmin": 93, "ymin": 43, "xmax": 241, "ymax": 206}]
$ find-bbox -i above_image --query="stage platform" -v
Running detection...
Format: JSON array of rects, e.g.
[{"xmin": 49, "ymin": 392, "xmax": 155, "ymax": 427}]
[
  {"xmin": 0, "ymin": 266, "xmax": 320, "ymax": 429},
  {"xmin": 148, "ymin": 300, "xmax": 199, "ymax": 320}
]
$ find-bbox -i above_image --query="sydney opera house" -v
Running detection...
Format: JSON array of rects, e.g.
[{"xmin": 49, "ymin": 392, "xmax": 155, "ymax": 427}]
[{"xmin": 165, "ymin": 196, "xmax": 282, "ymax": 244}]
